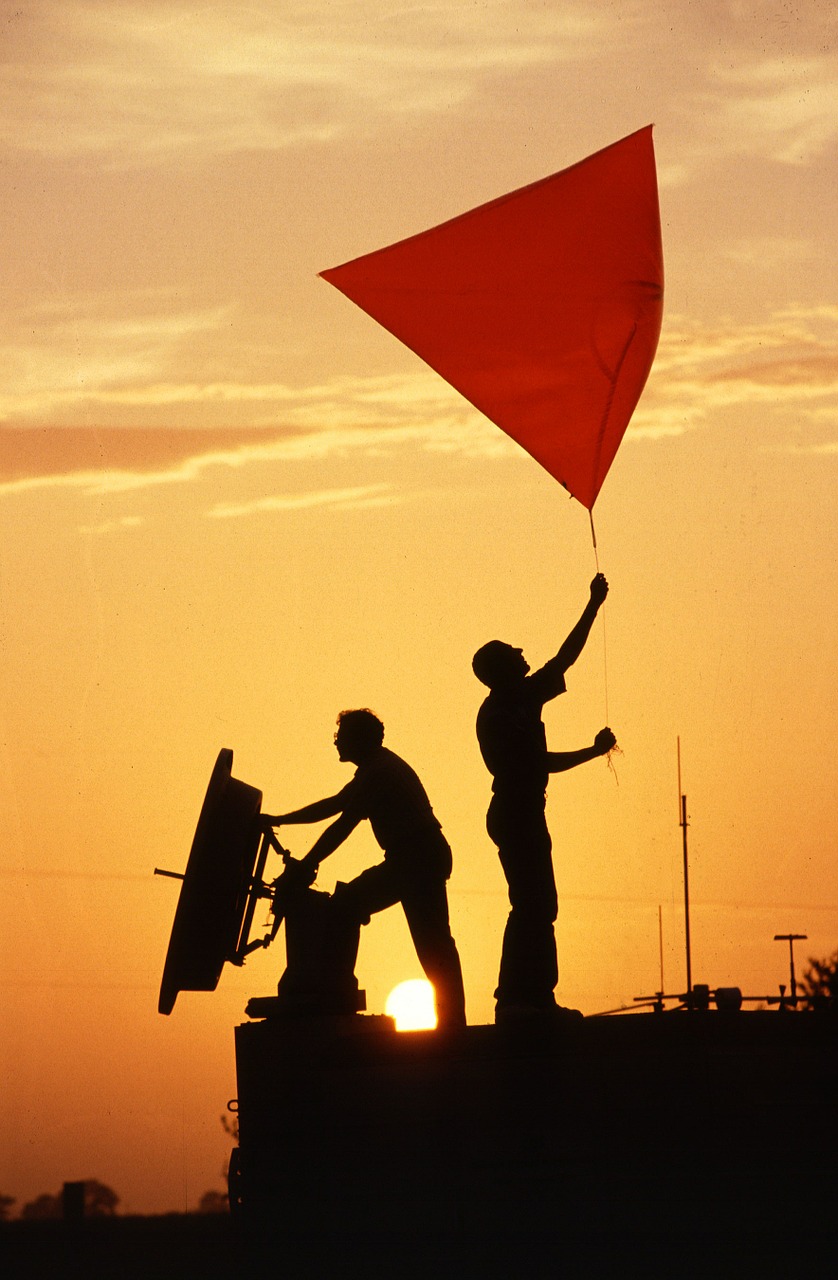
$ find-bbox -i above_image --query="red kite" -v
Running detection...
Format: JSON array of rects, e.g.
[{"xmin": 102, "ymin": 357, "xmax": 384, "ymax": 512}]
[{"xmin": 320, "ymin": 126, "xmax": 663, "ymax": 510}]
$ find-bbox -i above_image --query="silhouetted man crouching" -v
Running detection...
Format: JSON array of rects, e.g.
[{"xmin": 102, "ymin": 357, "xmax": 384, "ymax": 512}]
[
  {"xmin": 264, "ymin": 709, "xmax": 466, "ymax": 1030},
  {"xmin": 473, "ymin": 574, "xmax": 615, "ymax": 1024}
]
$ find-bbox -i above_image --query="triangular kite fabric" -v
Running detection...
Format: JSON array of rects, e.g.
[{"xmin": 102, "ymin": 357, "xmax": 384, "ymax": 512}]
[{"xmin": 320, "ymin": 126, "xmax": 663, "ymax": 509}]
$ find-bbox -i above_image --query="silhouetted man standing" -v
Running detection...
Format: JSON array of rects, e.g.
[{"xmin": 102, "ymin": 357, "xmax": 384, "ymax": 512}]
[
  {"xmin": 264, "ymin": 709, "xmax": 467, "ymax": 1030},
  {"xmin": 473, "ymin": 574, "xmax": 615, "ymax": 1024}
]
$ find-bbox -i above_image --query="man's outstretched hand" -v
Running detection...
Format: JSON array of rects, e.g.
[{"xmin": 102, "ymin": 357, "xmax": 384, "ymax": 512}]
[
  {"xmin": 594, "ymin": 727, "xmax": 617, "ymax": 756},
  {"xmin": 590, "ymin": 573, "xmax": 609, "ymax": 607}
]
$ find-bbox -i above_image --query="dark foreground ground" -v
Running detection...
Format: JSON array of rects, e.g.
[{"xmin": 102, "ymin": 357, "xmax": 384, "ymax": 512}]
[
  {"xmin": 1, "ymin": 1215, "xmax": 236, "ymax": 1280},
  {"xmin": 2, "ymin": 1205, "xmax": 836, "ymax": 1280}
]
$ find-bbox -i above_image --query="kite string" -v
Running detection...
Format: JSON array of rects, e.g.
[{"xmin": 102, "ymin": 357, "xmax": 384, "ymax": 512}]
[{"xmin": 589, "ymin": 507, "xmax": 600, "ymax": 572}]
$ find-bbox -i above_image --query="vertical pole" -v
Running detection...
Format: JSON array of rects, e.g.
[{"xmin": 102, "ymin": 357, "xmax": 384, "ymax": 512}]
[
  {"xmin": 774, "ymin": 933, "xmax": 807, "ymax": 1007},
  {"xmin": 677, "ymin": 738, "xmax": 693, "ymax": 1005},
  {"xmin": 681, "ymin": 793, "xmax": 692, "ymax": 1003}
]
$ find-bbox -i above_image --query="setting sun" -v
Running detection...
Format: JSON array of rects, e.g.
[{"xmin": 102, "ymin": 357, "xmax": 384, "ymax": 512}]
[{"xmin": 385, "ymin": 980, "xmax": 438, "ymax": 1031}]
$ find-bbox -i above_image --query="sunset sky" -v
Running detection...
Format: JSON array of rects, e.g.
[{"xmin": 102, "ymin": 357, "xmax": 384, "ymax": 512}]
[{"xmin": 1, "ymin": 1, "xmax": 837, "ymax": 1216}]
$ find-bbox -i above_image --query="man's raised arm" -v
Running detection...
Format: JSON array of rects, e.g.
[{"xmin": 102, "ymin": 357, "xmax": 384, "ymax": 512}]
[{"xmin": 555, "ymin": 573, "xmax": 609, "ymax": 672}]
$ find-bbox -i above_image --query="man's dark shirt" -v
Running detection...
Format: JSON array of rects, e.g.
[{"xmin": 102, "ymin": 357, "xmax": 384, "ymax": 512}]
[
  {"xmin": 476, "ymin": 655, "xmax": 568, "ymax": 803},
  {"xmin": 336, "ymin": 747, "xmax": 443, "ymax": 856}
]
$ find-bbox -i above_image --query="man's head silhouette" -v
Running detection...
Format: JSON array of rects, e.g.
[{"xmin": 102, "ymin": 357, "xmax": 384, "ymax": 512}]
[
  {"xmin": 472, "ymin": 641, "xmax": 530, "ymax": 690},
  {"xmin": 334, "ymin": 709, "xmax": 384, "ymax": 763}
]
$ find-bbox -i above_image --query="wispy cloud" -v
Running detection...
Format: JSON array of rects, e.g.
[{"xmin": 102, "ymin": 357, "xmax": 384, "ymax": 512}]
[
  {"xmin": 0, "ymin": 289, "xmax": 492, "ymax": 434},
  {"xmin": 0, "ymin": 411, "xmax": 503, "ymax": 499},
  {"xmin": 208, "ymin": 483, "xmax": 396, "ymax": 518},
  {"xmin": 1, "ymin": 2, "xmax": 610, "ymax": 163},
  {"xmin": 0, "ymin": 426, "xmax": 299, "ymax": 486},
  {"xmin": 638, "ymin": 0, "xmax": 838, "ymax": 170},
  {"xmin": 1, "ymin": 306, "xmax": 835, "ymax": 498},
  {"xmin": 80, "ymin": 514, "xmax": 145, "ymax": 535},
  {"xmin": 723, "ymin": 236, "xmax": 817, "ymax": 270},
  {"xmin": 5, "ymin": 1, "xmax": 834, "ymax": 175},
  {"xmin": 710, "ymin": 55, "xmax": 838, "ymax": 165},
  {"xmin": 632, "ymin": 306, "xmax": 838, "ymax": 440},
  {"xmin": 0, "ymin": 296, "xmax": 233, "ymax": 426}
]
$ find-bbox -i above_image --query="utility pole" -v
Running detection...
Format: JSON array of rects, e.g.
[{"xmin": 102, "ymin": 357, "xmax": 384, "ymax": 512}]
[
  {"xmin": 678, "ymin": 738, "xmax": 692, "ymax": 1004},
  {"xmin": 774, "ymin": 933, "xmax": 807, "ymax": 1007}
]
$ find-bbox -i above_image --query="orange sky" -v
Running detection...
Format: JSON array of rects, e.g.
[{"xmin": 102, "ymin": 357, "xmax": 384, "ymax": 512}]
[{"xmin": 1, "ymin": 1, "xmax": 837, "ymax": 1216}]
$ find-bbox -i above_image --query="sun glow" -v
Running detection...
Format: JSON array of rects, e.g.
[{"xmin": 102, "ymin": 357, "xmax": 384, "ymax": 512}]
[{"xmin": 385, "ymin": 979, "xmax": 437, "ymax": 1031}]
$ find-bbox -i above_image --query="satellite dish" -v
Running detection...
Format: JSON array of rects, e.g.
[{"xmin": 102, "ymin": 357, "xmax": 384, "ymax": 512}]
[{"xmin": 158, "ymin": 749, "xmax": 263, "ymax": 1014}]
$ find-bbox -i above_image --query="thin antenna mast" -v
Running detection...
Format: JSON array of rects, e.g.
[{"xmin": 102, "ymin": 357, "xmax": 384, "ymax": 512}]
[
  {"xmin": 677, "ymin": 738, "xmax": 693, "ymax": 1004},
  {"xmin": 774, "ymin": 933, "xmax": 807, "ymax": 1007}
]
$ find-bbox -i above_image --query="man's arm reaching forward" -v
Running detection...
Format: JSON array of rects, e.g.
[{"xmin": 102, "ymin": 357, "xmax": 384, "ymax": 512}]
[
  {"xmin": 554, "ymin": 573, "xmax": 608, "ymax": 672},
  {"xmin": 546, "ymin": 727, "xmax": 616, "ymax": 774}
]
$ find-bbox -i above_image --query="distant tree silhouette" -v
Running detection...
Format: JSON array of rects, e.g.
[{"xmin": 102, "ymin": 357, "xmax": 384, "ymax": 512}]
[
  {"xmin": 799, "ymin": 949, "xmax": 838, "ymax": 1010},
  {"xmin": 0, "ymin": 1193, "xmax": 15, "ymax": 1220},
  {"xmin": 21, "ymin": 1193, "xmax": 61, "ymax": 1220},
  {"xmin": 196, "ymin": 1189, "xmax": 228, "ymax": 1214},
  {"xmin": 20, "ymin": 1180, "xmax": 119, "ymax": 1220},
  {"xmin": 83, "ymin": 1180, "xmax": 120, "ymax": 1216}
]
